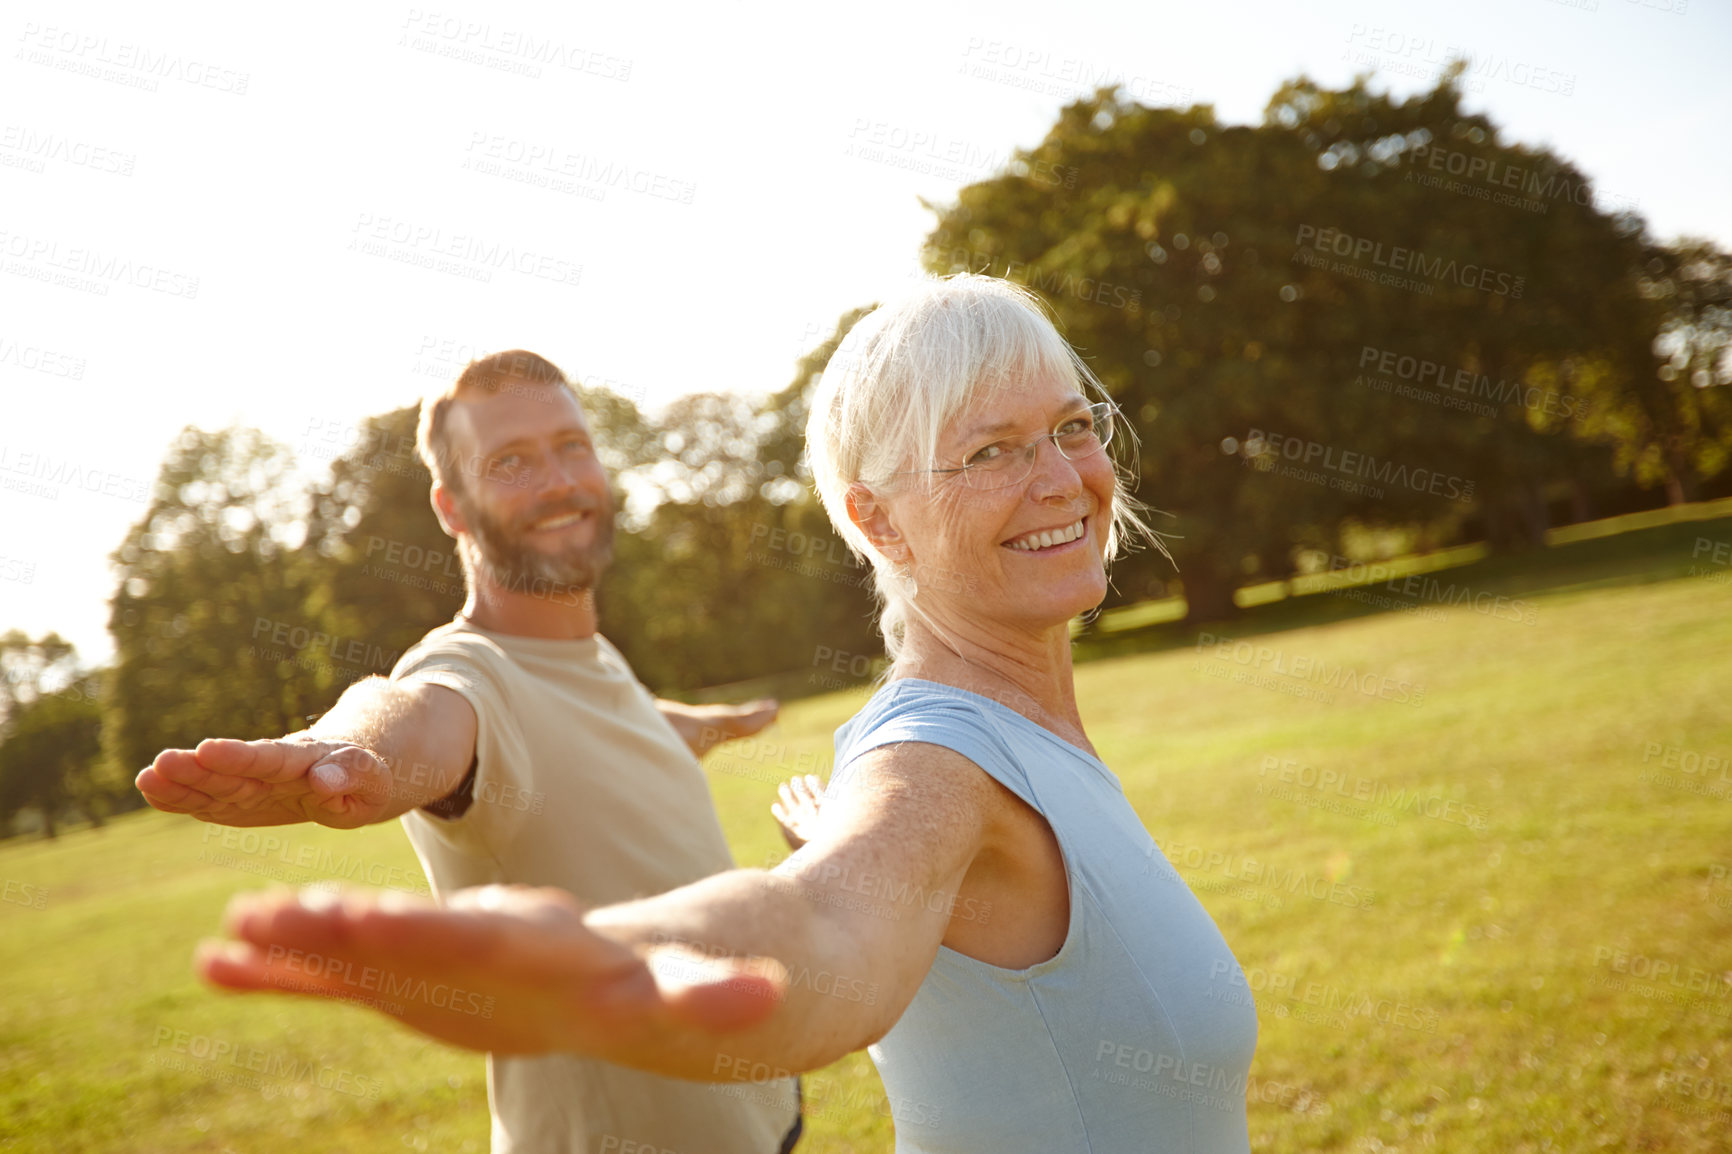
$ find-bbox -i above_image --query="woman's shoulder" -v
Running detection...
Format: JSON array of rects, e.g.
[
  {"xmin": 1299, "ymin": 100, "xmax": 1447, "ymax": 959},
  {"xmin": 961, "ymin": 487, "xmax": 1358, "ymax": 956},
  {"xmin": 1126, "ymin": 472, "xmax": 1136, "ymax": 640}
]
[
  {"xmin": 847, "ymin": 677, "xmax": 1004, "ymax": 731},
  {"xmin": 835, "ymin": 678, "xmax": 1026, "ymax": 768}
]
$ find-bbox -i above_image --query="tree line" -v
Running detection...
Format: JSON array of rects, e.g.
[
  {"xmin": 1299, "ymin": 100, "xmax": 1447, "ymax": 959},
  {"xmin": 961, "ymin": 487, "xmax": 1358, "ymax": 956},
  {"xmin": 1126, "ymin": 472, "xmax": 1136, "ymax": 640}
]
[{"xmin": 3, "ymin": 66, "xmax": 1727, "ymax": 836}]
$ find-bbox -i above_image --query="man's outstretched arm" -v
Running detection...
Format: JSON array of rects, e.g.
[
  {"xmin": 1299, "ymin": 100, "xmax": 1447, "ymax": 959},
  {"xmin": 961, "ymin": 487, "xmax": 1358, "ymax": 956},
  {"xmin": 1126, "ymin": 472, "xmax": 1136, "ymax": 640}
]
[
  {"xmin": 136, "ymin": 676, "xmax": 478, "ymax": 829},
  {"xmin": 656, "ymin": 698, "xmax": 779, "ymax": 758}
]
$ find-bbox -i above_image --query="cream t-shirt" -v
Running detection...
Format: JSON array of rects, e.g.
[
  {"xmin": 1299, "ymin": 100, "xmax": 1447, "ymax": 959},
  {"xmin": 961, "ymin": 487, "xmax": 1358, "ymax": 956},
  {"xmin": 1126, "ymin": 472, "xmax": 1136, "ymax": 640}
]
[{"xmin": 392, "ymin": 617, "xmax": 799, "ymax": 1154}]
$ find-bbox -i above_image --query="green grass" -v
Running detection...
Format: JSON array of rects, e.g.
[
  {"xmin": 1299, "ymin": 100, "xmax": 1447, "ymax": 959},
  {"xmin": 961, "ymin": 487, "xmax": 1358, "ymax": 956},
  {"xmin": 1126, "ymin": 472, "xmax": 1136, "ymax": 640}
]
[{"xmin": 4, "ymin": 513, "xmax": 1731, "ymax": 1152}]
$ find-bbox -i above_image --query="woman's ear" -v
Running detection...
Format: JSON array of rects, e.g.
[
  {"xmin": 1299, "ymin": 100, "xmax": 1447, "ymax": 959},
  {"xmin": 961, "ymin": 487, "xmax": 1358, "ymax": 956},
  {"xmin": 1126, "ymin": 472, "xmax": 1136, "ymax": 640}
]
[{"xmin": 844, "ymin": 483, "xmax": 909, "ymax": 562}]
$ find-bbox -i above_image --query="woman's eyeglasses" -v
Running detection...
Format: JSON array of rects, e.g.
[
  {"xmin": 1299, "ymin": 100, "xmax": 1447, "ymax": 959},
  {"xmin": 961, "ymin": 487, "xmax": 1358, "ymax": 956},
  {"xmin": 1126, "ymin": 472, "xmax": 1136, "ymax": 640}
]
[{"xmin": 893, "ymin": 401, "xmax": 1117, "ymax": 491}]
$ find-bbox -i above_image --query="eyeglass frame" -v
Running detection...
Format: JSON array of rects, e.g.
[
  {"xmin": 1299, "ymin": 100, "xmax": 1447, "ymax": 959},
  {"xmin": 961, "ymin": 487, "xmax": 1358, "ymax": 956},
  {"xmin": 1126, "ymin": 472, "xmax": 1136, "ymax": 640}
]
[{"xmin": 879, "ymin": 400, "xmax": 1120, "ymax": 491}]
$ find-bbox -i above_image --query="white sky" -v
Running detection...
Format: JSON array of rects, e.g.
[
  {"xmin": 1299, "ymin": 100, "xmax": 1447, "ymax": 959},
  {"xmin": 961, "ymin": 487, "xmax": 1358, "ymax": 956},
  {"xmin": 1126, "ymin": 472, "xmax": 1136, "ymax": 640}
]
[{"xmin": 3, "ymin": 0, "xmax": 1728, "ymax": 667}]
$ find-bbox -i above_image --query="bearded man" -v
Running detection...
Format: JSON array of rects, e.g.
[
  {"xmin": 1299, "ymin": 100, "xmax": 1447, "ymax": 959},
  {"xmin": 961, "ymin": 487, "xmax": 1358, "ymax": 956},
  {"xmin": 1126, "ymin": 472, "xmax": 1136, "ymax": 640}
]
[{"xmin": 137, "ymin": 350, "xmax": 804, "ymax": 1154}]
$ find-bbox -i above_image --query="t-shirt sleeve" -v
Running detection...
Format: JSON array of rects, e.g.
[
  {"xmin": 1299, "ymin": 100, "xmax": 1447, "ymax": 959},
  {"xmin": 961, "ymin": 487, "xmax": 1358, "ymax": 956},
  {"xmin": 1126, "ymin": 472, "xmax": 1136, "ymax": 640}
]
[
  {"xmin": 831, "ymin": 689, "xmax": 1036, "ymax": 811},
  {"xmin": 390, "ymin": 634, "xmax": 537, "ymax": 856}
]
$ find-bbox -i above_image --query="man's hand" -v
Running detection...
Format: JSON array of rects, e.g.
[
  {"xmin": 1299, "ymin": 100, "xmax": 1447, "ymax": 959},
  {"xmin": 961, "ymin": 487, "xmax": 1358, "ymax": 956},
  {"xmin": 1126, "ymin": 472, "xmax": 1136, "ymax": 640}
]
[
  {"xmin": 138, "ymin": 739, "xmax": 398, "ymax": 829},
  {"xmin": 198, "ymin": 885, "xmax": 786, "ymax": 1060},
  {"xmin": 657, "ymin": 698, "xmax": 779, "ymax": 759}
]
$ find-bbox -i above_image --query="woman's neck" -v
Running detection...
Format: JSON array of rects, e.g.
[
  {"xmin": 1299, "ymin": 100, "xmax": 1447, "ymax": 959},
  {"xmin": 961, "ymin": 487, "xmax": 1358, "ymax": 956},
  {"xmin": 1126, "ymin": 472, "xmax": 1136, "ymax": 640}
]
[{"xmin": 892, "ymin": 615, "xmax": 1092, "ymax": 751}]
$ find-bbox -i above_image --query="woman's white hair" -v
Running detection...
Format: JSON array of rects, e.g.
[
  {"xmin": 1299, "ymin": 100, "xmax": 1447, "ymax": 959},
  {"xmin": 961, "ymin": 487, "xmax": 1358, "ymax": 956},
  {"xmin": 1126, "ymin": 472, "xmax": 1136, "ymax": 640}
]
[{"xmin": 805, "ymin": 273, "xmax": 1163, "ymax": 659}]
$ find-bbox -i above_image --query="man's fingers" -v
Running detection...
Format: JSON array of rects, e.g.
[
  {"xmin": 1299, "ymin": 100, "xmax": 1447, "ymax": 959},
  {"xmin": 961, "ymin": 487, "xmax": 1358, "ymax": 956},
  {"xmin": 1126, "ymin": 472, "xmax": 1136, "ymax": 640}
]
[
  {"xmin": 195, "ymin": 738, "xmax": 334, "ymax": 783},
  {"xmin": 136, "ymin": 765, "xmax": 215, "ymax": 813},
  {"xmin": 738, "ymin": 699, "xmax": 779, "ymax": 733},
  {"xmin": 149, "ymin": 747, "xmax": 251, "ymax": 795}
]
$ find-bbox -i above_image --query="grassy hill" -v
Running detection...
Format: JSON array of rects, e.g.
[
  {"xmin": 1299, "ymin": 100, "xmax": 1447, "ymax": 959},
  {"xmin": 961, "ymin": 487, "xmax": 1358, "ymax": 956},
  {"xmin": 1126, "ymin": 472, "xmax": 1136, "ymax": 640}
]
[{"xmin": 3, "ymin": 511, "xmax": 1729, "ymax": 1152}]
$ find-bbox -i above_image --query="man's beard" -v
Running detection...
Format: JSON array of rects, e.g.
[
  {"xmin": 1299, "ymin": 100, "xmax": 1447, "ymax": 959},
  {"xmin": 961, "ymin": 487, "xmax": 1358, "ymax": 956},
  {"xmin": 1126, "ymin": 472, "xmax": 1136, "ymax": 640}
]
[{"xmin": 453, "ymin": 488, "xmax": 616, "ymax": 595}]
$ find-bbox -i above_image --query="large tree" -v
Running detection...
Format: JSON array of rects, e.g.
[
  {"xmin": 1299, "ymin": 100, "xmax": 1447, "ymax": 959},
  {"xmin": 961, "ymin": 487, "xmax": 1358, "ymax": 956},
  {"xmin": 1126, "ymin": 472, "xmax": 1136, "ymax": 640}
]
[
  {"xmin": 0, "ymin": 678, "xmax": 103, "ymax": 838},
  {"xmin": 104, "ymin": 427, "xmax": 329, "ymax": 781},
  {"xmin": 916, "ymin": 67, "xmax": 1665, "ymax": 619}
]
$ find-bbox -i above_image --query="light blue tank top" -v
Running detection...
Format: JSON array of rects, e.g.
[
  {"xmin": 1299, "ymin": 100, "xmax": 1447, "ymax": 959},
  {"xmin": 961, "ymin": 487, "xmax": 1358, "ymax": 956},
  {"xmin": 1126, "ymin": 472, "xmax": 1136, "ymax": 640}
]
[{"xmin": 829, "ymin": 678, "xmax": 1259, "ymax": 1153}]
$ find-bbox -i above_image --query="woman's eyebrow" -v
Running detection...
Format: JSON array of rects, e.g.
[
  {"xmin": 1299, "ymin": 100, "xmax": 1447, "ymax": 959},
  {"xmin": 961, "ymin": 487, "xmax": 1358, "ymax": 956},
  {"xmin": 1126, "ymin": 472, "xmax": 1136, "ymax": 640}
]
[{"xmin": 955, "ymin": 396, "xmax": 1091, "ymax": 442}]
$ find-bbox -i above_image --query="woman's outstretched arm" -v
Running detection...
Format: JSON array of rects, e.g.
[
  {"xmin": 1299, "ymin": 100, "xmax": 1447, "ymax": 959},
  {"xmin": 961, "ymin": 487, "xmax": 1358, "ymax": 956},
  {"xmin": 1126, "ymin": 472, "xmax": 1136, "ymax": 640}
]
[{"xmin": 199, "ymin": 742, "xmax": 997, "ymax": 1079}]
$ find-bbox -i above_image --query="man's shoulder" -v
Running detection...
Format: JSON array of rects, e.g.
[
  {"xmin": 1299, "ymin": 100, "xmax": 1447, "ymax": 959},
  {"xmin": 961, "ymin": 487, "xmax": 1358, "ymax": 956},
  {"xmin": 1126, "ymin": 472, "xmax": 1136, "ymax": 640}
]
[{"xmin": 391, "ymin": 618, "xmax": 511, "ymax": 682}]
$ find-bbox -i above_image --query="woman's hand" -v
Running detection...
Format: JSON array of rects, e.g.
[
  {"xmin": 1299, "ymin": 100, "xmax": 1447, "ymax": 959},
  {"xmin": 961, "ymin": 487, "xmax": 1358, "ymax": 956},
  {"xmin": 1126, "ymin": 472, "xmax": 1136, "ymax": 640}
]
[
  {"xmin": 771, "ymin": 774, "xmax": 826, "ymax": 851},
  {"xmin": 198, "ymin": 884, "xmax": 787, "ymax": 1059}
]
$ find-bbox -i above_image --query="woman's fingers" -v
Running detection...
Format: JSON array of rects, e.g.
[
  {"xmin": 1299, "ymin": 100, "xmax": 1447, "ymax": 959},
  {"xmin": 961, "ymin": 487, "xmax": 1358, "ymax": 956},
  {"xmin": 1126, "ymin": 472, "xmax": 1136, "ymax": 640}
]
[{"xmin": 198, "ymin": 885, "xmax": 785, "ymax": 1056}]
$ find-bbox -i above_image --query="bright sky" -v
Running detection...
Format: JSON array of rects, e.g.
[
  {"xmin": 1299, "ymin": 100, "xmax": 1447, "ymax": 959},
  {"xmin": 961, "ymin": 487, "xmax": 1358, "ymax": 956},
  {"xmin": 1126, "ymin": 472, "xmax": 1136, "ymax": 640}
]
[{"xmin": 3, "ymin": 0, "xmax": 1728, "ymax": 667}]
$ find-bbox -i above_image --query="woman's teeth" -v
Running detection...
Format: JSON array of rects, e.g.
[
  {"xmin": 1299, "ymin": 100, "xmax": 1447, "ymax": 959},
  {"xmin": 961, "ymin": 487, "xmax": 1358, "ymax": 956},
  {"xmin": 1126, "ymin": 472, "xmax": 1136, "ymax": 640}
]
[{"xmin": 1005, "ymin": 518, "xmax": 1085, "ymax": 552}]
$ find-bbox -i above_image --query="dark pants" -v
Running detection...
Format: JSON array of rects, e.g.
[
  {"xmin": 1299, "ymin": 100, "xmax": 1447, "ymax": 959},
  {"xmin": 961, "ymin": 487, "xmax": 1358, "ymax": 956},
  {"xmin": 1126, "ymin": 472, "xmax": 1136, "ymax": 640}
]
[{"xmin": 777, "ymin": 1078, "xmax": 804, "ymax": 1154}]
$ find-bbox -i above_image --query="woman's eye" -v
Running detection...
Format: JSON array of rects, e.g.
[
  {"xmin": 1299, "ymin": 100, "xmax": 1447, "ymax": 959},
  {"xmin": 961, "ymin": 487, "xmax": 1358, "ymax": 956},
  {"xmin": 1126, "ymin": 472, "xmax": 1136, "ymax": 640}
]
[
  {"xmin": 966, "ymin": 443, "xmax": 1006, "ymax": 467},
  {"xmin": 1057, "ymin": 416, "xmax": 1092, "ymax": 437}
]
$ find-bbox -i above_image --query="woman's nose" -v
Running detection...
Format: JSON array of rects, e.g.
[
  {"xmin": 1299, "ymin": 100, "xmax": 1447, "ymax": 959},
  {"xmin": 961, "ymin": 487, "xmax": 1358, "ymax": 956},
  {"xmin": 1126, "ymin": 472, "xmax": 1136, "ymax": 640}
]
[{"xmin": 1025, "ymin": 436, "xmax": 1084, "ymax": 499}]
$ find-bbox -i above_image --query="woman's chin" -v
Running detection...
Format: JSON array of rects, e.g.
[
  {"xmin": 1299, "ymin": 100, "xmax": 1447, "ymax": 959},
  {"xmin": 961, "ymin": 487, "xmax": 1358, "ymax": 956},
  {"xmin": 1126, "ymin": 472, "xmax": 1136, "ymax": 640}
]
[{"xmin": 993, "ymin": 583, "xmax": 1108, "ymax": 631}]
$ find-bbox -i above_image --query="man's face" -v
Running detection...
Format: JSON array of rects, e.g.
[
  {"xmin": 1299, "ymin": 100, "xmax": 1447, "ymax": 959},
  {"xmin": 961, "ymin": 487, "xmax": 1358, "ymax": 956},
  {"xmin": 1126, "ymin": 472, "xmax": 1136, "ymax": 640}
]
[{"xmin": 442, "ymin": 386, "xmax": 615, "ymax": 591}]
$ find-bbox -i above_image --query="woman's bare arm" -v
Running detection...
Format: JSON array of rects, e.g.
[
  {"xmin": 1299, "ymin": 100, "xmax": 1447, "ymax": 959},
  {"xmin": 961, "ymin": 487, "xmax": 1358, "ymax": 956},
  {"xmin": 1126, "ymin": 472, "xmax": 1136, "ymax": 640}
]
[{"xmin": 200, "ymin": 742, "xmax": 999, "ymax": 1078}]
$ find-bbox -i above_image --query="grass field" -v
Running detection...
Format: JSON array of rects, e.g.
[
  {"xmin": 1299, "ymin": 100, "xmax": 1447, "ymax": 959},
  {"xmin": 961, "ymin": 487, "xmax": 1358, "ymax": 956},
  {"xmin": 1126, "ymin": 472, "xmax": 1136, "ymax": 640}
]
[{"xmin": 3, "ymin": 513, "xmax": 1730, "ymax": 1152}]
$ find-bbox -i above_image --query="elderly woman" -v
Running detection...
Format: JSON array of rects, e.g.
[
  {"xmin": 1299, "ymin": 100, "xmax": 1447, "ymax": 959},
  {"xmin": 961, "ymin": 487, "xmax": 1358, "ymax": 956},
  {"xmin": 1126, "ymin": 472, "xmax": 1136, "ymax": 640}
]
[{"xmin": 204, "ymin": 275, "xmax": 1259, "ymax": 1151}]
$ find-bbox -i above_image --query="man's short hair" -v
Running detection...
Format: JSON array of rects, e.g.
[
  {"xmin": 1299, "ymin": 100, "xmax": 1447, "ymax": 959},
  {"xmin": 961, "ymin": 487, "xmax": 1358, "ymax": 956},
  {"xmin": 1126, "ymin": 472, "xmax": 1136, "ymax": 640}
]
[{"xmin": 416, "ymin": 350, "xmax": 580, "ymax": 490}]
